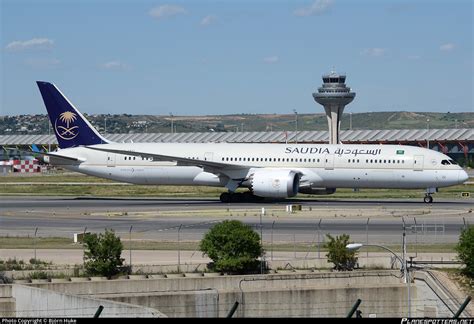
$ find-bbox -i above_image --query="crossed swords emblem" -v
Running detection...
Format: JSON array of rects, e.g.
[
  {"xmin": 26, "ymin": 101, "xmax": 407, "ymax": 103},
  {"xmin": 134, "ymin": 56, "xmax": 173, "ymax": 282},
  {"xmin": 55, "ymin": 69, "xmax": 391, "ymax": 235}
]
[{"xmin": 55, "ymin": 111, "xmax": 79, "ymax": 140}]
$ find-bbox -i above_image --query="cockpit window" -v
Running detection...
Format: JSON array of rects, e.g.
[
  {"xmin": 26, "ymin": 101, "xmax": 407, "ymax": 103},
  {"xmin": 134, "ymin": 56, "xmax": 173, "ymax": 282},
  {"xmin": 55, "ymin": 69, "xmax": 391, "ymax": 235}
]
[
  {"xmin": 449, "ymin": 159, "xmax": 458, "ymax": 165},
  {"xmin": 441, "ymin": 160, "xmax": 450, "ymax": 165}
]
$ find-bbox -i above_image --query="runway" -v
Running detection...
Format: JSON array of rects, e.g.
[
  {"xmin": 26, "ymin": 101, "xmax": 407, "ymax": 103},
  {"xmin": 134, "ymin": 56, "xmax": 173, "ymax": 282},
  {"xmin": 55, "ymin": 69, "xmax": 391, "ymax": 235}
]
[{"xmin": 1, "ymin": 196, "xmax": 472, "ymax": 244}]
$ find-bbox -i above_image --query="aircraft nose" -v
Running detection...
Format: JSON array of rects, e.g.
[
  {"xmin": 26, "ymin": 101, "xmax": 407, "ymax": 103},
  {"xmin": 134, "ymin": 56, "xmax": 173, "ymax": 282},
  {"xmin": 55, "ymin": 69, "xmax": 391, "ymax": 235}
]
[{"xmin": 458, "ymin": 170, "xmax": 469, "ymax": 183}]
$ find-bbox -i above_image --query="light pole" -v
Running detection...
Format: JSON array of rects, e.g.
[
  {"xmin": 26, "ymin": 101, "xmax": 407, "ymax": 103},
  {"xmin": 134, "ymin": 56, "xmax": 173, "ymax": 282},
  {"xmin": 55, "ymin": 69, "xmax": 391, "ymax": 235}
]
[
  {"xmin": 82, "ymin": 226, "xmax": 87, "ymax": 270},
  {"xmin": 260, "ymin": 208, "xmax": 265, "ymax": 274},
  {"xmin": 104, "ymin": 117, "xmax": 107, "ymax": 135},
  {"xmin": 426, "ymin": 118, "xmax": 430, "ymax": 149},
  {"xmin": 349, "ymin": 112, "xmax": 352, "ymax": 130},
  {"xmin": 178, "ymin": 224, "xmax": 182, "ymax": 273},
  {"xmin": 293, "ymin": 109, "xmax": 298, "ymax": 144},
  {"xmin": 317, "ymin": 219, "xmax": 322, "ymax": 259},
  {"xmin": 271, "ymin": 220, "xmax": 275, "ymax": 261},
  {"xmin": 170, "ymin": 113, "xmax": 174, "ymax": 134},
  {"xmin": 346, "ymin": 242, "xmax": 411, "ymax": 317},
  {"xmin": 129, "ymin": 225, "xmax": 133, "ymax": 274},
  {"xmin": 48, "ymin": 121, "xmax": 51, "ymax": 152},
  {"xmin": 34, "ymin": 227, "xmax": 38, "ymax": 262}
]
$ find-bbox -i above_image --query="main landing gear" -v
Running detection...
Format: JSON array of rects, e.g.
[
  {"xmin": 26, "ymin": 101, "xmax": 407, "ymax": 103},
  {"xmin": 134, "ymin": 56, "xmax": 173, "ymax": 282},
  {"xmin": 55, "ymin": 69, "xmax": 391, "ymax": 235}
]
[
  {"xmin": 219, "ymin": 191, "xmax": 263, "ymax": 203},
  {"xmin": 423, "ymin": 187, "xmax": 436, "ymax": 204}
]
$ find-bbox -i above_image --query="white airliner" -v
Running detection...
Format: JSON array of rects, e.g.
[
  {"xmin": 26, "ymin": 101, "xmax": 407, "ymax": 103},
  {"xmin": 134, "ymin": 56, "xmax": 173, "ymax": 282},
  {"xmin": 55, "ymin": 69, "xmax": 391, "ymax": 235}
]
[{"xmin": 36, "ymin": 81, "xmax": 468, "ymax": 203}]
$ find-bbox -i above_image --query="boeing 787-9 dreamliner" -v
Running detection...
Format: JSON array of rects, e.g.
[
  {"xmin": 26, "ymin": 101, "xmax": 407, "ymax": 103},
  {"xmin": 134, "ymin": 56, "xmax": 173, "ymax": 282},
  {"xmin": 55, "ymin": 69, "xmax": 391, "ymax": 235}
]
[{"xmin": 36, "ymin": 81, "xmax": 468, "ymax": 203}]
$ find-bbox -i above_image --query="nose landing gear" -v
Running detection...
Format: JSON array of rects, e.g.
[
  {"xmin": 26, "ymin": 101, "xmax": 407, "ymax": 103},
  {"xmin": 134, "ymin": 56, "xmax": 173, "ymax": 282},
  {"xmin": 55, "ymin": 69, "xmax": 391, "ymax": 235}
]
[
  {"xmin": 423, "ymin": 195, "xmax": 433, "ymax": 204},
  {"xmin": 423, "ymin": 187, "xmax": 437, "ymax": 203}
]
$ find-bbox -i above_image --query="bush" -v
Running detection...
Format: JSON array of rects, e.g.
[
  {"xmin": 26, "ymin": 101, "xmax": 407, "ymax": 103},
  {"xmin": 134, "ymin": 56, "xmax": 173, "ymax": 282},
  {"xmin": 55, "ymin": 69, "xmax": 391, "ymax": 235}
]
[
  {"xmin": 456, "ymin": 225, "xmax": 474, "ymax": 278},
  {"xmin": 200, "ymin": 220, "xmax": 263, "ymax": 274},
  {"xmin": 325, "ymin": 234, "xmax": 358, "ymax": 271},
  {"xmin": 0, "ymin": 271, "xmax": 12, "ymax": 284},
  {"xmin": 84, "ymin": 229, "xmax": 125, "ymax": 278},
  {"xmin": 28, "ymin": 271, "xmax": 49, "ymax": 280}
]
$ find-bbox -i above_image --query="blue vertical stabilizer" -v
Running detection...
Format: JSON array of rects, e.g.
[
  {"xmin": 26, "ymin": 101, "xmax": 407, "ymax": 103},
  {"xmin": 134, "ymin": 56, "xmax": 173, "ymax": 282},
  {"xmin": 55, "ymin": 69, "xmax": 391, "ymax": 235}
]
[{"xmin": 36, "ymin": 81, "xmax": 109, "ymax": 149}]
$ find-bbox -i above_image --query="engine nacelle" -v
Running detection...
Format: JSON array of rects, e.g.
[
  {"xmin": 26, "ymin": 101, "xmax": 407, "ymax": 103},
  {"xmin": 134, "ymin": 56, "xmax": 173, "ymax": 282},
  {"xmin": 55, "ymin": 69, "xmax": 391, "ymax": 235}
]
[
  {"xmin": 298, "ymin": 187, "xmax": 336, "ymax": 195},
  {"xmin": 251, "ymin": 170, "xmax": 300, "ymax": 198}
]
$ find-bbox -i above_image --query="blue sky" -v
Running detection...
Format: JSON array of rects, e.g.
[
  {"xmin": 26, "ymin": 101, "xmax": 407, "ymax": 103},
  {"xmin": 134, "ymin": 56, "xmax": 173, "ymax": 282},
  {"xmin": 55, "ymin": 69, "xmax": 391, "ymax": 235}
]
[{"xmin": 1, "ymin": 0, "xmax": 472, "ymax": 116}]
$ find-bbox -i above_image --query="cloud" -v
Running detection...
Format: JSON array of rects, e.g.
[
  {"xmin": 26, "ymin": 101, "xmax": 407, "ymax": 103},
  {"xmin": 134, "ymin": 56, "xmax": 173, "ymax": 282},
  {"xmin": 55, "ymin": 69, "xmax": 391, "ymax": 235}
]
[
  {"xmin": 24, "ymin": 58, "xmax": 60, "ymax": 68},
  {"xmin": 361, "ymin": 48, "xmax": 386, "ymax": 57},
  {"xmin": 5, "ymin": 38, "xmax": 54, "ymax": 51},
  {"xmin": 149, "ymin": 5, "xmax": 187, "ymax": 20},
  {"xmin": 101, "ymin": 60, "xmax": 128, "ymax": 70},
  {"xmin": 200, "ymin": 15, "xmax": 216, "ymax": 26},
  {"xmin": 263, "ymin": 56, "xmax": 279, "ymax": 64},
  {"xmin": 294, "ymin": 0, "xmax": 333, "ymax": 17},
  {"xmin": 440, "ymin": 43, "xmax": 455, "ymax": 52}
]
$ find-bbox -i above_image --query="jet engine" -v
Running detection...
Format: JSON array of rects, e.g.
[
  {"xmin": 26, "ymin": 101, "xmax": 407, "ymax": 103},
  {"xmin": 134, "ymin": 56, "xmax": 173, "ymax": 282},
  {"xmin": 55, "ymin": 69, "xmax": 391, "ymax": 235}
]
[{"xmin": 250, "ymin": 170, "xmax": 300, "ymax": 198}]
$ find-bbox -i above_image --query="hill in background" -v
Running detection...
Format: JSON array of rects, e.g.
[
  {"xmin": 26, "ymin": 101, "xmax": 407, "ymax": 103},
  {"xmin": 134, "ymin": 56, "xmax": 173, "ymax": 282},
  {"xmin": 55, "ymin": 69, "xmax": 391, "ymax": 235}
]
[{"xmin": 1, "ymin": 111, "xmax": 472, "ymax": 135}]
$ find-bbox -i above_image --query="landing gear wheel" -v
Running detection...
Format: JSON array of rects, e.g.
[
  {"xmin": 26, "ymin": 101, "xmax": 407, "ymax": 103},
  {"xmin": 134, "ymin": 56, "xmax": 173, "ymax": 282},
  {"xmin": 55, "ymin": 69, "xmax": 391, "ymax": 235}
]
[
  {"xmin": 242, "ymin": 191, "xmax": 254, "ymax": 202},
  {"xmin": 230, "ymin": 193, "xmax": 242, "ymax": 203},
  {"xmin": 424, "ymin": 195, "xmax": 433, "ymax": 204},
  {"xmin": 220, "ymin": 192, "xmax": 231, "ymax": 203}
]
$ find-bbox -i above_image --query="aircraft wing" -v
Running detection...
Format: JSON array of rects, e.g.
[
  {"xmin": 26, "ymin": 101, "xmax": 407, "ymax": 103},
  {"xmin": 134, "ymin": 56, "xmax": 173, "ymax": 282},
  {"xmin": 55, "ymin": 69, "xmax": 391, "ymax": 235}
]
[{"xmin": 86, "ymin": 146, "xmax": 248, "ymax": 171}]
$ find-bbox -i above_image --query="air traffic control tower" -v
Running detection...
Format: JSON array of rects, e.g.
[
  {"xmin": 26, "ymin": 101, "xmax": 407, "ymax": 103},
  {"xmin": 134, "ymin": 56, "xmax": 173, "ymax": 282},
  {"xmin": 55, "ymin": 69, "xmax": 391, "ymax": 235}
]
[{"xmin": 312, "ymin": 72, "xmax": 356, "ymax": 144}]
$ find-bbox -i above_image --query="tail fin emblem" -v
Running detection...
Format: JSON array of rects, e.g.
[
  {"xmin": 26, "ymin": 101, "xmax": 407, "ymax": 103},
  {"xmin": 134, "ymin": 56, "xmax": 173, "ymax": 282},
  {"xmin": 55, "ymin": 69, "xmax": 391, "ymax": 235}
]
[{"xmin": 55, "ymin": 111, "xmax": 79, "ymax": 140}]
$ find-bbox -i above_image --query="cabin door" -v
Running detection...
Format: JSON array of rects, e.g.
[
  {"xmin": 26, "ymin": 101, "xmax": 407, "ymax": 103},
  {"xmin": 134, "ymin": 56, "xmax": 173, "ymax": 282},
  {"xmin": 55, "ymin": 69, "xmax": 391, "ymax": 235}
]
[
  {"xmin": 107, "ymin": 153, "xmax": 116, "ymax": 167},
  {"xmin": 324, "ymin": 154, "xmax": 334, "ymax": 170},
  {"xmin": 413, "ymin": 155, "xmax": 423, "ymax": 171},
  {"xmin": 204, "ymin": 152, "xmax": 214, "ymax": 162}
]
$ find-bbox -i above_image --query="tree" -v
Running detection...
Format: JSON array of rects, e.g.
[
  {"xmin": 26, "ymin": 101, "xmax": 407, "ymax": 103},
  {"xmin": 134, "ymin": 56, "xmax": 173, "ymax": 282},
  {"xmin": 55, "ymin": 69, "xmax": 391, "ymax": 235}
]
[
  {"xmin": 456, "ymin": 225, "xmax": 474, "ymax": 278},
  {"xmin": 200, "ymin": 220, "xmax": 263, "ymax": 274},
  {"xmin": 84, "ymin": 229, "xmax": 125, "ymax": 277},
  {"xmin": 325, "ymin": 234, "xmax": 358, "ymax": 271}
]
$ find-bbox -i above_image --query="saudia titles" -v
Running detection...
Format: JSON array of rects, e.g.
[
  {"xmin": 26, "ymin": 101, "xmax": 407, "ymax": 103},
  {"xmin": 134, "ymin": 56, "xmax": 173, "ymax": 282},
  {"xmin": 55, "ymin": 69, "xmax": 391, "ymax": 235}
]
[
  {"xmin": 285, "ymin": 147, "xmax": 382, "ymax": 156},
  {"xmin": 55, "ymin": 111, "xmax": 79, "ymax": 140}
]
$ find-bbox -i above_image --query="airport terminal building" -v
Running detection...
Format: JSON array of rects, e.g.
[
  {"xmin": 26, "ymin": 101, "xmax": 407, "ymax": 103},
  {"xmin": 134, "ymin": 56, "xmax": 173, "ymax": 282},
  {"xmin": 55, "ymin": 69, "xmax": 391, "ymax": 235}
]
[{"xmin": 1, "ymin": 128, "xmax": 473, "ymax": 166}]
